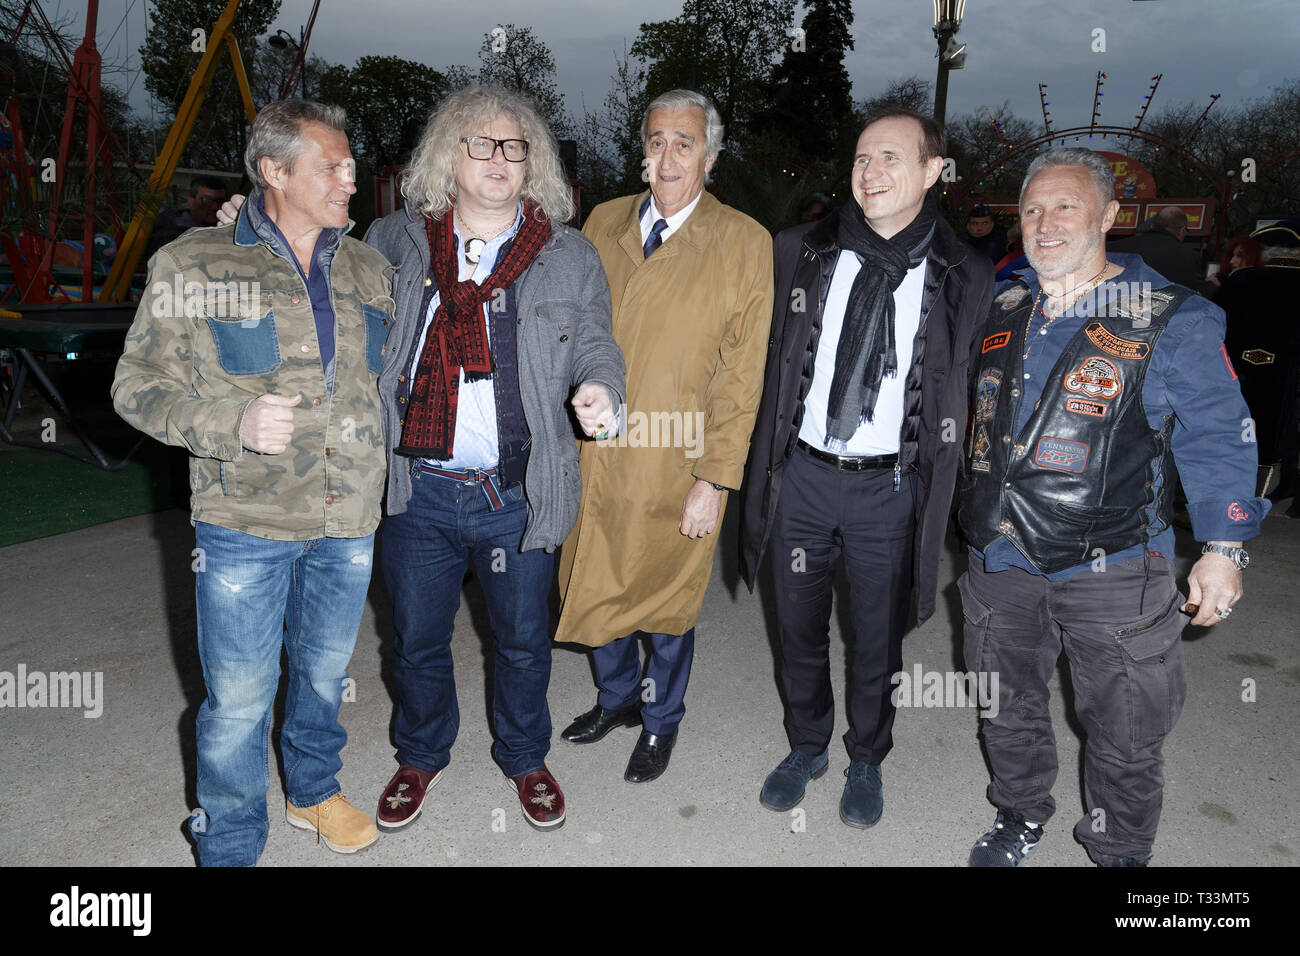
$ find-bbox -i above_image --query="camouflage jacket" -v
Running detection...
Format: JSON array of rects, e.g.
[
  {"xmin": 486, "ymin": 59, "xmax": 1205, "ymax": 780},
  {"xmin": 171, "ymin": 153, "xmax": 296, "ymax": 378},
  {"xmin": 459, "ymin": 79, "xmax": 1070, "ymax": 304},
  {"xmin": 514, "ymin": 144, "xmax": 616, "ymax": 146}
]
[{"xmin": 111, "ymin": 197, "xmax": 395, "ymax": 540}]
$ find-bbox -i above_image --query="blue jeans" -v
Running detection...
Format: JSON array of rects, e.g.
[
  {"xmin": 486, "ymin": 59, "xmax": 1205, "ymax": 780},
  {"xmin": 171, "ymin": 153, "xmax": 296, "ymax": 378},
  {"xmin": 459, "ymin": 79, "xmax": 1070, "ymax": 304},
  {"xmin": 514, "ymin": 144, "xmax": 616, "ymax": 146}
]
[
  {"xmin": 382, "ymin": 467, "xmax": 554, "ymax": 779},
  {"xmin": 192, "ymin": 522, "xmax": 374, "ymax": 867}
]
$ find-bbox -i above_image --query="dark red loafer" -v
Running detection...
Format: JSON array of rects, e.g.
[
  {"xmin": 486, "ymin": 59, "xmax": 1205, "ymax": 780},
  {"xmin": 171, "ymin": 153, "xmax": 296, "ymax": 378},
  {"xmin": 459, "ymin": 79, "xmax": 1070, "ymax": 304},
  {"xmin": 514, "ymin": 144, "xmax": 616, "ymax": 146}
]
[
  {"xmin": 508, "ymin": 765, "xmax": 566, "ymax": 830},
  {"xmin": 376, "ymin": 764, "xmax": 442, "ymax": 832}
]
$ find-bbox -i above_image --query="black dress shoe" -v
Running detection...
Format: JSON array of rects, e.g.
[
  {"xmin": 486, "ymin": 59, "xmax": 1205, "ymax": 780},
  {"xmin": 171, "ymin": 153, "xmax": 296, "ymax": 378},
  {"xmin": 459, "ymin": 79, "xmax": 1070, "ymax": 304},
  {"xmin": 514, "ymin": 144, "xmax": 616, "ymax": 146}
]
[
  {"xmin": 624, "ymin": 730, "xmax": 675, "ymax": 783},
  {"xmin": 561, "ymin": 701, "xmax": 642, "ymax": 744}
]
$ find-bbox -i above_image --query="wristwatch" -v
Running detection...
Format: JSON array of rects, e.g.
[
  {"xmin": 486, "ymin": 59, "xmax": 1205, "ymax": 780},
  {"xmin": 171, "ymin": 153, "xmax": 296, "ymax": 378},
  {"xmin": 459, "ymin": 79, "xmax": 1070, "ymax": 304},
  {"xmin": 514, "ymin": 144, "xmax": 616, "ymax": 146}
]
[{"xmin": 1202, "ymin": 543, "xmax": 1250, "ymax": 570}]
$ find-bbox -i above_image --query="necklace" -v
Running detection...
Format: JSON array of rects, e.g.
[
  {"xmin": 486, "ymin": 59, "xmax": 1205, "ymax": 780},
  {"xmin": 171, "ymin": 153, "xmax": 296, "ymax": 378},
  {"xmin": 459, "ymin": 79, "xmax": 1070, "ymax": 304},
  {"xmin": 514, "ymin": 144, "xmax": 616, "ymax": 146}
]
[
  {"xmin": 455, "ymin": 209, "xmax": 515, "ymax": 264},
  {"xmin": 1023, "ymin": 261, "xmax": 1112, "ymax": 360}
]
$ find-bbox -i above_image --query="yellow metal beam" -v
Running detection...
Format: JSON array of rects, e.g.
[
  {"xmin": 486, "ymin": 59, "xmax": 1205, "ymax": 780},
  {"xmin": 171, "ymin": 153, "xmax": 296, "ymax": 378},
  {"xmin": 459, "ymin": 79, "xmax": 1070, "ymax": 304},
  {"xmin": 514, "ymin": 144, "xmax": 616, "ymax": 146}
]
[{"xmin": 101, "ymin": 0, "xmax": 257, "ymax": 302}]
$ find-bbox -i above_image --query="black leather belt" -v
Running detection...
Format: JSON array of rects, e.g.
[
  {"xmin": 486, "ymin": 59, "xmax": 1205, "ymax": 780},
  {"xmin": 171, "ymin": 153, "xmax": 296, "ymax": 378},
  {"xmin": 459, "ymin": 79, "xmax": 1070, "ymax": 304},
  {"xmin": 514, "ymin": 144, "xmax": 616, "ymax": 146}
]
[{"xmin": 798, "ymin": 439, "xmax": 898, "ymax": 471}]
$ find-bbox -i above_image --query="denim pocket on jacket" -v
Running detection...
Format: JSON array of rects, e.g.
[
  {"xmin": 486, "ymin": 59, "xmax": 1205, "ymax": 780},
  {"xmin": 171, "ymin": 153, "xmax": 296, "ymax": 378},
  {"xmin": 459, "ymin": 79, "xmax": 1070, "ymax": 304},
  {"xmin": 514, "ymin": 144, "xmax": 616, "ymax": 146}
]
[
  {"xmin": 205, "ymin": 310, "xmax": 281, "ymax": 376},
  {"xmin": 362, "ymin": 302, "xmax": 392, "ymax": 374}
]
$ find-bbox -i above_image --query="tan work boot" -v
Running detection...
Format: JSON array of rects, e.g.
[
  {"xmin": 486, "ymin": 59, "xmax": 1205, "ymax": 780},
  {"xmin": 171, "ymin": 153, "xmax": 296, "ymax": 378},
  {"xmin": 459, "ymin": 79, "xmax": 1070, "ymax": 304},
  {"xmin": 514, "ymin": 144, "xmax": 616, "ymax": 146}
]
[{"xmin": 286, "ymin": 794, "xmax": 379, "ymax": 854}]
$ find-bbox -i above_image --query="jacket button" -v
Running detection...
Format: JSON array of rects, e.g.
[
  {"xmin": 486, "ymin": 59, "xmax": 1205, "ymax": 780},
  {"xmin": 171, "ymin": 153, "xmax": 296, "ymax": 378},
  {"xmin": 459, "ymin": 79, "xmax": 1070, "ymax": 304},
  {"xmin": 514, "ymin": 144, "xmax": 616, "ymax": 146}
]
[
  {"xmin": 1010, "ymin": 388, "xmax": 1021, "ymax": 398},
  {"xmin": 291, "ymin": 295, "xmax": 301, "ymax": 304},
  {"xmin": 399, "ymin": 417, "xmax": 404, "ymax": 426},
  {"xmin": 398, "ymin": 374, "xmax": 406, "ymax": 383},
  {"xmin": 382, "ymin": 317, "xmax": 388, "ymax": 325},
  {"xmin": 1013, "ymin": 443, "xmax": 1026, "ymax": 455},
  {"xmin": 424, "ymin": 277, "xmax": 432, "ymax": 287},
  {"xmin": 325, "ymin": 447, "xmax": 334, "ymax": 457},
  {"xmin": 1004, "ymin": 481, "xmax": 1012, "ymax": 489},
  {"xmin": 398, "ymin": 396, "xmax": 406, "ymax": 405},
  {"xmin": 999, "ymin": 520, "xmax": 1013, "ymax": 533},
  {"xmin": 313, "ymin": 397, "xmax": 322, "ymax": 406},
  {"xmin": 560, "ymin": 334, "xmax": 568, "ymax": 342},
  {"xmin": 325, "ymin": 495, "xmax": 335, "ymax": 505},
  {"xmin": 1001, "ymin": 435, "xmax": 1011, "ymax": 444},
  {"xmin": 301, "ymin": 345, "xmax": 311, "ymax": 353}
]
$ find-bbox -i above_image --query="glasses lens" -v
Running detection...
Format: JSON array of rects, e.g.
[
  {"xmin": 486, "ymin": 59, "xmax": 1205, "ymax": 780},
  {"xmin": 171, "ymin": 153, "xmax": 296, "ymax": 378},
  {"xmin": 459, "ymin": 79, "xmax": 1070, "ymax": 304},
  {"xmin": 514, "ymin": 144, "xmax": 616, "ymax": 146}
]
[
  {"xmin": 502, "ymin": 140, "xmax": 528, "ymax": 162},
  {"xmin": 465, "ymin": 137, "xmax": 490, "ymax": 159}
]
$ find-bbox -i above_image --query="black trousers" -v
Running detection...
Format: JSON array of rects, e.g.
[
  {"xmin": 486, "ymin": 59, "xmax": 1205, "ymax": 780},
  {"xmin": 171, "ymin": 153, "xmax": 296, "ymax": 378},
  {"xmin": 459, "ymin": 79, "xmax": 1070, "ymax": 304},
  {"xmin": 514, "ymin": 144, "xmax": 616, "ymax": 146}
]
[
  {"xmin": 959, "ymin": 553, "xmax": 1187, "ymax": 865},
  {"xmin": 769, "ymin": 444, "xmax": 916, "ymax": 764}
]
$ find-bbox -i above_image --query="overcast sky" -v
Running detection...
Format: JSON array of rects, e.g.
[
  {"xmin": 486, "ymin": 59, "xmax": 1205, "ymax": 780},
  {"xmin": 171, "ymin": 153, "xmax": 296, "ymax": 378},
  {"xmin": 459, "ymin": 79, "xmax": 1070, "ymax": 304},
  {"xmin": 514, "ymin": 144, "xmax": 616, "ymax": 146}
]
[{"xmin": 70, "ymin": 0, "xmax": 1297, "ymax": 145}]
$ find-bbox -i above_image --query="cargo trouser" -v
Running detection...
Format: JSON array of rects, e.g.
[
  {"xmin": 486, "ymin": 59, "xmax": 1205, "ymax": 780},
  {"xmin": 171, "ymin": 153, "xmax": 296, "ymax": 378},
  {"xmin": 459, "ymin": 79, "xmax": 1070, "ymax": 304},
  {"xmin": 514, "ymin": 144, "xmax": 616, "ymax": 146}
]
[{"xmin": 958, "ymin": 553, "xmax": 1188, "ymax": 865}]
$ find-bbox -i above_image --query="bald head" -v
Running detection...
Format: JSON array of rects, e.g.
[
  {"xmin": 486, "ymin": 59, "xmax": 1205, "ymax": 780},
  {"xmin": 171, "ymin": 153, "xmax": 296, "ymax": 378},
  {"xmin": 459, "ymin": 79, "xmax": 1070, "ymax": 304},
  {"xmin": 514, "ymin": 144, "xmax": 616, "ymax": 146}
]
[{"xmin": 1152, "ymin": 207, "xmax": 1188, "ymax": 240}]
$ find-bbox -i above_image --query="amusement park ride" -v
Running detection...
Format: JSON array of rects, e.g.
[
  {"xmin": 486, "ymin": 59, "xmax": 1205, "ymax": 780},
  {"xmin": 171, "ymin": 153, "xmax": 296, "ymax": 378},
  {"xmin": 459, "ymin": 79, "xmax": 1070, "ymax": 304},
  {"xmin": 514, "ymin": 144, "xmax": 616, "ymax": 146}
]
[{"xmin": 0, "ymin": 0, "xmax": 317, "ymax": 467}]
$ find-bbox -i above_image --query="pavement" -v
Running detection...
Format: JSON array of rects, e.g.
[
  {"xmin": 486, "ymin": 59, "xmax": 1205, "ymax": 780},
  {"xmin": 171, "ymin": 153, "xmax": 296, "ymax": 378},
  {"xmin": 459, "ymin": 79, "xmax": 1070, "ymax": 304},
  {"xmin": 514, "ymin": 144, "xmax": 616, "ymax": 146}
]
[{"xmin": 0, "ymin": 500, "xmax": 1296, "ymax": 867}]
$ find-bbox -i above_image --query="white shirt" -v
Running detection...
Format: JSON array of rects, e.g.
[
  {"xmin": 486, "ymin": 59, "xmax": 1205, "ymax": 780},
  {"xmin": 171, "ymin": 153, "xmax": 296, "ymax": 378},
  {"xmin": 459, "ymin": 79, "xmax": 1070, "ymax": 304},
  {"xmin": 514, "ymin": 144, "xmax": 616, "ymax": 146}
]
[
  {"xmin": 639, "ymin": 191, "xmax": 702, "ymax": 246},
  {"xmin": 798, "ymin": 253, "xmax": 927, "ymax": 456},
  {"xmin": 408, "ymin": 204, "xmax": 523, "ymax": 470}
]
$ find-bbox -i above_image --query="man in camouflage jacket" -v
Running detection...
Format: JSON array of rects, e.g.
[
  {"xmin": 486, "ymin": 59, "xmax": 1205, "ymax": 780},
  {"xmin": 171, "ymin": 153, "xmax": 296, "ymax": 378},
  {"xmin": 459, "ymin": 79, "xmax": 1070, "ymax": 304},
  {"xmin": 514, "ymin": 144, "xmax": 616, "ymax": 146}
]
[{"xmin": 112, "ymin": 100, "xmax": 393, "ymax": 866}]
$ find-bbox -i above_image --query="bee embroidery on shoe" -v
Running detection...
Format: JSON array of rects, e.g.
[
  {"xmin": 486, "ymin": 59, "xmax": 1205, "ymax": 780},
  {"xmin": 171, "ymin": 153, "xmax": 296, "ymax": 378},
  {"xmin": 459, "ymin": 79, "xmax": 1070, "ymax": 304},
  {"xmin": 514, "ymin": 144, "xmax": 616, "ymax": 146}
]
[
  {"xmin": 386, "ymin": 783, "xmax": 413, "ymax": 810},
  {"xmin": 530, "ymin": 783, "xmax": 557, "ymax": 810}
]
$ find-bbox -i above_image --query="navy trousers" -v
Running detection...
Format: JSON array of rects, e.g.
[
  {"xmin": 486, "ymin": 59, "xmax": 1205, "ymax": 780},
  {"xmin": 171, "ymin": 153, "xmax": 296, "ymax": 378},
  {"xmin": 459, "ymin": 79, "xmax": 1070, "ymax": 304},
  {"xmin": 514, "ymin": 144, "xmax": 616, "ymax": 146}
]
[{"xmin": 592, "ymin": 629, "xmax": 696, "ymax": 736}]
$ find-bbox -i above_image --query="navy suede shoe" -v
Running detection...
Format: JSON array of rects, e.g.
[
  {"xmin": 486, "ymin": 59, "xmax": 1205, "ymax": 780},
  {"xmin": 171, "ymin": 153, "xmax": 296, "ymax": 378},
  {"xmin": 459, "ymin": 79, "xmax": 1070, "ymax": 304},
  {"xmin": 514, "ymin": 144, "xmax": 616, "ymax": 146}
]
[
  {"xmin": 839, "ymin": 760, "xmax": 883, "ymax": 828},
  {"xmin": 759, "ymin": 750, "xmax": 830, "ymax": 811}
]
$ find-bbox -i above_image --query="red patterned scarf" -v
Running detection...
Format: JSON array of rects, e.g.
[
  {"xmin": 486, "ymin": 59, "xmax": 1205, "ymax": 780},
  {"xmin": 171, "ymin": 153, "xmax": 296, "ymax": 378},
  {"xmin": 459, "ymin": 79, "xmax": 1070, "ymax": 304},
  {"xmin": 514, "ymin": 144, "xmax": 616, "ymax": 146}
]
[{"xmin": 396, "ymin": 199, "xmax": 551, "ymax": 459}]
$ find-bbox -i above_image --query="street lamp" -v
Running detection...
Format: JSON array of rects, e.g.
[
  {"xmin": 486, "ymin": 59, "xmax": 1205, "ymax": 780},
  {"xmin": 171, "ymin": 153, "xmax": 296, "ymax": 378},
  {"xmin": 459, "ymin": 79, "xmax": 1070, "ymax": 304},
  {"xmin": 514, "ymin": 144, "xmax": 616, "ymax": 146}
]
[
  {"xmin": 932, "ymin": 0, "xmax": 967, "ymax": 128},
  {"xmin": 268, "ymin": 28, "xmax": 306, "ymax": 98}
]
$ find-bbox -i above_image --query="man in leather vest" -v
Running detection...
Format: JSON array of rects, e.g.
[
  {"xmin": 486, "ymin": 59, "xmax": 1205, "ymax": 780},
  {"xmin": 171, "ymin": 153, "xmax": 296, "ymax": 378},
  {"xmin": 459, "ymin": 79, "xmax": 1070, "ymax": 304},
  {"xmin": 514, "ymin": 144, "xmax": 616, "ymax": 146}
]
[
  {"xmin": 740, "ymin": 108, "xmax": 993, "ymax": 828},
  {"xmin": 957, "ymin": 148, "xmax": 1268, "ymax": 867}
]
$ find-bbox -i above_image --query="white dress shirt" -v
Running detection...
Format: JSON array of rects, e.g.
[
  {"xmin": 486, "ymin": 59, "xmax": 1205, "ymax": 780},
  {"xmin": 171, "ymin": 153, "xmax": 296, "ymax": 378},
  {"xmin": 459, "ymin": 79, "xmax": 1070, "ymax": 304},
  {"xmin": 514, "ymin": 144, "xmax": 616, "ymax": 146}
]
[{"xmin": 799, "ymin": 253, "xmax": 927, "ymax": 456}]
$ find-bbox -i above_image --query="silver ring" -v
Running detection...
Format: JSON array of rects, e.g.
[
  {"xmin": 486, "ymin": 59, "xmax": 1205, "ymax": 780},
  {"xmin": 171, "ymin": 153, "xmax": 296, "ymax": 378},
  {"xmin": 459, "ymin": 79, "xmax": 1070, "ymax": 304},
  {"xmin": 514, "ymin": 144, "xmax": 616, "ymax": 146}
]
[{"xmin": 1215, "ymin": 607, "xmax": 1233, "ymax": 619}]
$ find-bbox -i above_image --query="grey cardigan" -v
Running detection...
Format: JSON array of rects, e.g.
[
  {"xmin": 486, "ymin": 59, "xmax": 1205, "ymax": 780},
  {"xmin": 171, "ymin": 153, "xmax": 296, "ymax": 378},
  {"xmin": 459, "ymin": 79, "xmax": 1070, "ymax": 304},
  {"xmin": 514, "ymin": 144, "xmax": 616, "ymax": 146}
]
[{"xmin": 364, "ymin": 206, "xmax": 626, "ymax": 553}]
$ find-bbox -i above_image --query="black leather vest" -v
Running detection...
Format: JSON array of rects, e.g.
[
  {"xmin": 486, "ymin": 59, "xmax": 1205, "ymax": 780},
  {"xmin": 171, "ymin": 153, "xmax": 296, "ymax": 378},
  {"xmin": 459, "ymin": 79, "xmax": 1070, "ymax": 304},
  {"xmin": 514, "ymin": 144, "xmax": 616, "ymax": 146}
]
[{"xmin": 958, "ymin": 279, "xmax": 1192, "ymax": 572}]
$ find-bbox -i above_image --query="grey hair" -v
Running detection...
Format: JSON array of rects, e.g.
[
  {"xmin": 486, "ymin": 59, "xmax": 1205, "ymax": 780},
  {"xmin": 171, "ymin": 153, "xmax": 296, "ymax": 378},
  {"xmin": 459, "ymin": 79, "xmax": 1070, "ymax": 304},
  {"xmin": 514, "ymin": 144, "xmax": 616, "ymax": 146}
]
[
  {"xmin": 1020, "ymin": 148, "xmax": 1115, "ymax": 207},
  {"xmin": 401, "ymin": 85, "xmax": 574, "ymax": 225},
  {"xmin": 244, "ymin": 98, "xmax": 347, "ymax": 190},
  {"xmin": 642, "ymin": 89, "xmax": 724, "ymax": 182}
]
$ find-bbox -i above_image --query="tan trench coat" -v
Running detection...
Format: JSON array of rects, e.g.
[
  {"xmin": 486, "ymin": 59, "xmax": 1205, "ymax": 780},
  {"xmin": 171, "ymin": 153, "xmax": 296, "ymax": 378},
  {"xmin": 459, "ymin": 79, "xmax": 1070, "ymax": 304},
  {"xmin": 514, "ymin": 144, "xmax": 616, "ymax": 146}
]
[{"xmin": 554, "ymin": 190, "xmax": 774, "ymax": 646}]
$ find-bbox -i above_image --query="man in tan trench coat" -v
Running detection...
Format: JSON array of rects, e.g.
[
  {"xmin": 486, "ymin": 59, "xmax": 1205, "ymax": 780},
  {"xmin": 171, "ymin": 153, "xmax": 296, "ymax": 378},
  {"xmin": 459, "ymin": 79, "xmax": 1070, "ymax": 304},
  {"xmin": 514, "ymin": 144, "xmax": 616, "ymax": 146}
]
[{"xmin": 554, "ymin": 89, "xmax": 773, "ymax": 783}]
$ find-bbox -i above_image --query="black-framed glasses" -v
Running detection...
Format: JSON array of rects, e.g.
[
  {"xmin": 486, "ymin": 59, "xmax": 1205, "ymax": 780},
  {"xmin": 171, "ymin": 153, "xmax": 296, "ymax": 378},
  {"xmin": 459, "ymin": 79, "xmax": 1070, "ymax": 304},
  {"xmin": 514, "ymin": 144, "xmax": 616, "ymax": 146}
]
[{"xmin": 460, "ymin": 136, "xmax": 529, "ymax": 162}]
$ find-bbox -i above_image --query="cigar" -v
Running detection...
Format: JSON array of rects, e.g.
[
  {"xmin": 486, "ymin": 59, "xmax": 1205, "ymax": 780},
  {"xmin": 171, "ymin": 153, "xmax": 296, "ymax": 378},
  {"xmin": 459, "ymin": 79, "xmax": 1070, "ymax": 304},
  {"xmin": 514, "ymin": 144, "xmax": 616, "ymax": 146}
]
[{"xmin": 1180, "ymin": 602, "xmax": 1199, "ymax": 616}]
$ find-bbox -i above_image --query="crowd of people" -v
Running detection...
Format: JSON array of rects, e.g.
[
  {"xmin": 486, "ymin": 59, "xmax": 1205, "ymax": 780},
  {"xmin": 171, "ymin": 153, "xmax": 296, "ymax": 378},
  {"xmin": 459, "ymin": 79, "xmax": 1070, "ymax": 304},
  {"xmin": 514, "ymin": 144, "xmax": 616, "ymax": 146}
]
[{"xmin": 109, "ymin": 82, "xmax": 1283, "ymax": 868}]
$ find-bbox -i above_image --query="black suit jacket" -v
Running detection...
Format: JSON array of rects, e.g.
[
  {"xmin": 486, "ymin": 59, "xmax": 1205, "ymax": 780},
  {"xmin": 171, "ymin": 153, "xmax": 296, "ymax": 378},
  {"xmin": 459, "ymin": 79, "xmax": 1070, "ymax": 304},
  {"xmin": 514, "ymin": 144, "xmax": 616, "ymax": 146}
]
[
  {"xmin": 1109, "ymin": 228, "xmax": 1214, "ymax": 295},
  {"xmin": 739, "ymin": 210, "xmax": 994, "ymax": 624}
]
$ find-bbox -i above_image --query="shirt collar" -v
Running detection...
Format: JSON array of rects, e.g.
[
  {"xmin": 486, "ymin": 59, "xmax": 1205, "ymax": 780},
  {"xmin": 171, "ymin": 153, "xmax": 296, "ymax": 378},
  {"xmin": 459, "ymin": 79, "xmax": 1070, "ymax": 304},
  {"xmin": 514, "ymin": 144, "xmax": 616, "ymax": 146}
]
[{"xmin": 640, "ymin": 190, "xmax": 702, "ymax": 232}]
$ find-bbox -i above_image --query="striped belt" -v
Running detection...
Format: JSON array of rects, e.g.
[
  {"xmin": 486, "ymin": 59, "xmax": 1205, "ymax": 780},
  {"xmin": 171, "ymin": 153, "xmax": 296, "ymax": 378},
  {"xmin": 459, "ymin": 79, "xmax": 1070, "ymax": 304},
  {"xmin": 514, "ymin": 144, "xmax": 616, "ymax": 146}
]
[{"xmin": 415, "ymin": 462, "xmax": 510, "ymax": 511}]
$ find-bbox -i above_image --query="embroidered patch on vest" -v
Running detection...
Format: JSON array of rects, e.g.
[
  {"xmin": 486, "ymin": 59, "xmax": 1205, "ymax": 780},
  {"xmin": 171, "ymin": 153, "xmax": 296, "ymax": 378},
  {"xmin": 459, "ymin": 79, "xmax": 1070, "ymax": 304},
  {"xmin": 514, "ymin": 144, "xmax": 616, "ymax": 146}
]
[
  {"xmin": 1063, "ymin": 355, "xmax": 1122, "ymax": 400},
  {"xmin": 982, "ymin": 331, "xmax": 1011, "ymax": 353},
  {"xmin": 995, "ymin": 286, "xmax": 1029, "ymax": 310},
  {"xmin": 1241, "ymin": 349, "xmax": 1275, "ymax": 365},
  {"xmin": 1228, "ymin": 502, "xmax": 1249, "ymax": 522},
  {"xmin": 975, "ymin": 369, "xmax": 1002, "ymax": 422},
  {"xmin": 971, "ymin": 425, "xmax": 991, "ymax": 472},
  {"xmin": 1084, "ymin": 321, "xmax": 1149, "ymax": 360},
  {"xmin": 1065, "ymin": 397, "xmax": 1107, "ymax": 418},
  {"xmin": 1034, "ymin": 436, "xmax": 1089, "ymax": 473}
]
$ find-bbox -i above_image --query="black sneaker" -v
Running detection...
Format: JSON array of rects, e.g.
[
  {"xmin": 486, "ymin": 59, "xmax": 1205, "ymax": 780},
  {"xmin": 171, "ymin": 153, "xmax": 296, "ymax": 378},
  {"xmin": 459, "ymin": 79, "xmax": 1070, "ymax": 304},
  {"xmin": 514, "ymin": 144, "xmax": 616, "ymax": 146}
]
[{"xmin": 968, "ymin": 809, "xmax": 1043, "ymax": 867}]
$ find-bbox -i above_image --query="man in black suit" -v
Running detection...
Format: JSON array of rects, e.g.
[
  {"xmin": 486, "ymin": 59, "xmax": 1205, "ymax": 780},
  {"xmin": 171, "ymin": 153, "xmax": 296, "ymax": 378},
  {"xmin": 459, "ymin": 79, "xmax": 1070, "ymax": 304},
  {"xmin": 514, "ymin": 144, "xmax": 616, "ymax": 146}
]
[
  {"xmin": 1110, "ymin": 207, "xmax": 1213, "ymax": 294},
  {"xmin": 740, "ymin": 107, "xmax": 994, "ymax": 828}
]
